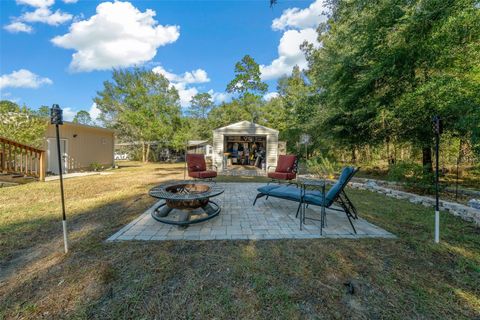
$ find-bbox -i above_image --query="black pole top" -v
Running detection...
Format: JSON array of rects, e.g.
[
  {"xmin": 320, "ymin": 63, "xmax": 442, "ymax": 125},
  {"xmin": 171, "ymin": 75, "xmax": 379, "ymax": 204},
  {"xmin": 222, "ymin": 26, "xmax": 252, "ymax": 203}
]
[{"xmin": 51, "ymin": 104, "xmax": 64, "ymax": 125}]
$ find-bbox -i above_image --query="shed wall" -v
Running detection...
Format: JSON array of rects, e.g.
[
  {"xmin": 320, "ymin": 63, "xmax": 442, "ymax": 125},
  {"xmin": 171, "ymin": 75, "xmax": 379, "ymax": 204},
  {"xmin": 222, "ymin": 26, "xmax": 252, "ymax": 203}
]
[
  {"xmin": 44, "ymin": 123, "xmax": 114, "ymax": 172},
  {"xmin": 212, "ymin": 122, "xmax": 279, "ymax": 171}
]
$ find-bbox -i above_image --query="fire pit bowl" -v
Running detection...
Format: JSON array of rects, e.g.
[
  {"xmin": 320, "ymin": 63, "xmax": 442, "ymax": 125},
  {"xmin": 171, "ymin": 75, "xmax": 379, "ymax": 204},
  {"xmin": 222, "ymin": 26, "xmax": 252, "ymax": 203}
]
[
  {"xmin": 164, "ymin": 183, "xmax": 210, "ymax": 209},
  {"xmin": 149, "ymin": 181, "xmax": 224, "ymax": 226}
]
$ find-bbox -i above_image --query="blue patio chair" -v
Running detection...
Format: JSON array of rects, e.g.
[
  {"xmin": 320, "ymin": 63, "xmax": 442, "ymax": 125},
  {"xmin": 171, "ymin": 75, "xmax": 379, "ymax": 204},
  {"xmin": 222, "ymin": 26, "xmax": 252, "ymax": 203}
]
[
  {"xmin": 253, "ymin": 166, "xmax": 360, "ymax": 234},
  {"xmin": 301, "ymin": 166, "xmax": 359, "ymax": 234}
]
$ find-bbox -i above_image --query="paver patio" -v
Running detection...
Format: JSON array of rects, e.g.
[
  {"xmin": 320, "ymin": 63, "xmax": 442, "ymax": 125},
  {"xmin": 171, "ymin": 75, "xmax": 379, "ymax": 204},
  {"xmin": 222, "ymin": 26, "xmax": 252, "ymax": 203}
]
[{"xmin": 108, "ymin": 183, "xmax": 395, "ymax": 241}]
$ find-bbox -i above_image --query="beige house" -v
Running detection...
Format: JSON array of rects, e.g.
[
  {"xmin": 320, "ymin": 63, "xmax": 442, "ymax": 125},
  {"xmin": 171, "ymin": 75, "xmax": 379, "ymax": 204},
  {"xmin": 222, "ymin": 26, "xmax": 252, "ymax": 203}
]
[
  {"xmin": 212, "ymin": 121, "xmax": 280, "ymax": 171},
  {"xmin": 44, "ymin": 122, "xmax": 115, "ymax": 174}
]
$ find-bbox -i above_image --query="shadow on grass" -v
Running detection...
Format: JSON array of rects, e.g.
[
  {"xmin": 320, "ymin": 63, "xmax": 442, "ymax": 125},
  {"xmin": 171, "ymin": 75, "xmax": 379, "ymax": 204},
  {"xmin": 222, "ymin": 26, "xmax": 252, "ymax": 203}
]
[{"xmin": 1, "ymin": 187, "xmax": 479, "ymax": 319}]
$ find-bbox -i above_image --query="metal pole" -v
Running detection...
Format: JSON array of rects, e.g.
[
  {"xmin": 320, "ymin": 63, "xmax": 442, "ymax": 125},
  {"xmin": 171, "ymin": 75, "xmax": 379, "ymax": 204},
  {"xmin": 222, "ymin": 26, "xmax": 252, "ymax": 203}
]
[
  {"xmin": 455, "ymin": 140, "xmax": 460, "ymax": 201},
  {"xmin": 56, "ymin": 124, "xmax": 68, "ymax": 253},
  {"xmin": 434, "ymin": 117, "xmax": 440, "ymax": 244}
]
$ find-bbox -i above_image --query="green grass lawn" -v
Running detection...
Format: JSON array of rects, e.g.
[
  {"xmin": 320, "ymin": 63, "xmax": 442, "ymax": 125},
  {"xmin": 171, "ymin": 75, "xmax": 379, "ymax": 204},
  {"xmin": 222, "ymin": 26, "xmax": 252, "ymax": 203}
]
[{"xmin": 0, "ymin": 162, "xmax": 479, "ymax": 319}]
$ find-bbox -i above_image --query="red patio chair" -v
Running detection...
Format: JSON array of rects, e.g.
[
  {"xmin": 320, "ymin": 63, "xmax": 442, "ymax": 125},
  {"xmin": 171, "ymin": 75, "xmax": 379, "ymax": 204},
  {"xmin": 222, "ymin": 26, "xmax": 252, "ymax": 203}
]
[
  {"xmin": 186, "ymin": 154, "xmax": 217, "ymax": 180},
  {"xmin": 267, "ymin": 154, "xmax": 298, "ymax": 183}
]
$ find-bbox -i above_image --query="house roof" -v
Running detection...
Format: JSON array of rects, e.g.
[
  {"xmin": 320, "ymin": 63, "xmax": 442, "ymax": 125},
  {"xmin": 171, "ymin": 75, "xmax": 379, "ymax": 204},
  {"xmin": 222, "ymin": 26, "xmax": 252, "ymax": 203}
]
[
  {"xmin": 52, "ymin": 121, "xmax": 115, "ymax": 133},
  {"xmin": 187, "ymin": 140, "xmax": 210, "ymax": 146},
  {"xmin": 213, "ymin": 121, "xmax": 279, "ymax": 134}
]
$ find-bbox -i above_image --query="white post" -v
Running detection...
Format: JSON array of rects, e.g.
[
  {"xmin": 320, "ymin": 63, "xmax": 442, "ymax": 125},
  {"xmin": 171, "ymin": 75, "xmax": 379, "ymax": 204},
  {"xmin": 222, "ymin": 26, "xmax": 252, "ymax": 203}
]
[
  {"xmin": 434, "ymin": 210, "xmax": 440, "ymax": 243},
  {"xmin": 63, "ymin": 220, "xmax": 69, "ymax": 253}
]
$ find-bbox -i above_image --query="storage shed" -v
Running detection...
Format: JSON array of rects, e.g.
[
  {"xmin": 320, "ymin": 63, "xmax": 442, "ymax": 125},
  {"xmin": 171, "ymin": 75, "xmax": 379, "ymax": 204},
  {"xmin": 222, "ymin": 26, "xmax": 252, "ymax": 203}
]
[
  {"xmin": 212, "ymin": 121, "xmax": 279, "ymax": 171},
  {"xmin": 44, "ymin": 121, "xmax": 115, "ymax": 174}
]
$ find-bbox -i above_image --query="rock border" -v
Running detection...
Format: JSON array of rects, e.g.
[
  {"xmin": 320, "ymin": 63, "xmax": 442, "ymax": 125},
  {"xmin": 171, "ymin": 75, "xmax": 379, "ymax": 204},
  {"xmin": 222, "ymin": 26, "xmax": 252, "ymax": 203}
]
[{"xmin": 349, "ymin": 180, "xmax": 480, "ymax": 226}]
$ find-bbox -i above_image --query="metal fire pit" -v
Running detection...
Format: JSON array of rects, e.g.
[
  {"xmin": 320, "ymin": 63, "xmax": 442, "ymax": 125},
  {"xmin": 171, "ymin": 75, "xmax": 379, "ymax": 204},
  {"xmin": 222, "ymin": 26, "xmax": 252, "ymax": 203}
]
[{"xmin": 149, "ymin": 181, "xmax": 224, "ymax": 226}]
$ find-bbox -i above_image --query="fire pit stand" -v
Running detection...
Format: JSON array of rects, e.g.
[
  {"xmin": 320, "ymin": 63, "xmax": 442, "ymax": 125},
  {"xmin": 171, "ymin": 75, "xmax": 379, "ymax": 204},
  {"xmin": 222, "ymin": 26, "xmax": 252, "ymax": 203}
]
[{"xmin": 149, "ymin": 181, "xmax": 224, "ymax": 226}]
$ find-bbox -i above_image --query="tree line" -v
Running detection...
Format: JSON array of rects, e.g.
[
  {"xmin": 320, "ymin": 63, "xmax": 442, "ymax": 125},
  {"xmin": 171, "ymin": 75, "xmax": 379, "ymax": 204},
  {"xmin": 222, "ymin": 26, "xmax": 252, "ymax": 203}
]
[{"xmin": 2, "ymin": 0, "xmax": 478, "ymax": 172}]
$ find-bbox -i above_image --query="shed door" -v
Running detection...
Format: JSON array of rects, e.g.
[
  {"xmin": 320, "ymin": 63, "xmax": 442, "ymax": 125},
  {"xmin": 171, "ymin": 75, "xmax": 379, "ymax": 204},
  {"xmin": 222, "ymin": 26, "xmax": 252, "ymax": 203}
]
[{"xmin": 47, "ymin": 138, "xmax": 68, "ymax": 174}]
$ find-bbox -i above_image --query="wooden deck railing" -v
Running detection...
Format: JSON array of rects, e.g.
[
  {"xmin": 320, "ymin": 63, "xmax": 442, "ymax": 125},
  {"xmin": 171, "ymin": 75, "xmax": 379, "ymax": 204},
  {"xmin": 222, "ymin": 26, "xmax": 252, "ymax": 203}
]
[{"xmin": 0, "ymin": 136, "xmax": 45, "ymax": 181}]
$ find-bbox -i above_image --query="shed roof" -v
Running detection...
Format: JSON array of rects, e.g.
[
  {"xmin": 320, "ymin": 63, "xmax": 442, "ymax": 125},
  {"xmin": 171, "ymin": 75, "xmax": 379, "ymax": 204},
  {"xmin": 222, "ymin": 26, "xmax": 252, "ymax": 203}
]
[
  {"xmin": 213, "ymin": 121, "xmax": 278, "ymax": 134},
  {"xmin": 49, "ymin": 121, "xmax": 115, "ymax": 133}
]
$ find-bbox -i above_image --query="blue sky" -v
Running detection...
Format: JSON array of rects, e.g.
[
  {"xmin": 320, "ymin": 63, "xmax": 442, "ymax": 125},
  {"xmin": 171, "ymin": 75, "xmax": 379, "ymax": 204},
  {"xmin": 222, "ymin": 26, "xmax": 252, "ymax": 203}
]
[{"xmin": 0, "ymin": 0, "xmax": 326, "ymax": 120}]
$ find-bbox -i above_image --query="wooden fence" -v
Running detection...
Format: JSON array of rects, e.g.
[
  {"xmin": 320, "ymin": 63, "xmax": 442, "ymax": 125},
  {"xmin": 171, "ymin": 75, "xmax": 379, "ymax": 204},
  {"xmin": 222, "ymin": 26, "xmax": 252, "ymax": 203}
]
[{"xmin": 0, "ymin": 136, "xmax": 45, "ymax": 181}]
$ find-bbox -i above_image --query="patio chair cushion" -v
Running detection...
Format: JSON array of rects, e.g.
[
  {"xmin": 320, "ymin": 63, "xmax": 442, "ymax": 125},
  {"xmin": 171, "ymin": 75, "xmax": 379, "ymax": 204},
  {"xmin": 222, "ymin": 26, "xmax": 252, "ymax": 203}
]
[
  {"xmin": 325, "ymin": 166, "xmax": 355, "ymax": 204},
  {"xmin": 186, "ymin": 154, "xmax": 207, "ymax": 172},
  {"xmin": 267, "ymin": 172, "xmax": 296, "ymax": 180},
  {"xmin": 257, "ymin": 184, "xmax": 282, "ymax": 194},
  {"xmin": 276, "ymin": 155, "xmax": 297, "ymax": 173},
  {"xmin": 189, "ymin": 170, "xmax": 217, "ymax": 179},
  {"xmin": 258, "ymin": 185, "xmax": 323, "ymax": 202},
  {"xmin": 303, "ymin": 193, "xmax": 328, "ymax": 206}
]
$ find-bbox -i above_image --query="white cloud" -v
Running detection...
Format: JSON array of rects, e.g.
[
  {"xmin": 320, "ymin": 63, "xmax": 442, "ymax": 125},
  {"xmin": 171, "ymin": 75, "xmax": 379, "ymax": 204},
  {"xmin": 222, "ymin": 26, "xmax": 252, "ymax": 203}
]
[
  {"xmin": 51, "ymin": 1, "xmax": 180, "ymax": 72},
  {"xmin": 152, "ymin": 66, "xmax": 210, "ymax": 84},
  {"xmin": 21, "ymin": 7, "xmax": 73, "ymax": 26},
  {"xmin": 272, "ymin": 0, "xmax": 327, "ymax": 31},
  {"xmin": 153, "ymin": 66, "xmax": 210, "ymax": 107},
  {"xmin": 3, "ymin": 22, "xmax": 33, "ymax": 33},
  {"xmin": 260, "ymin": 28, "xmax": 319, "ymax": 80},
  {"xmin": 88, "ymin": 102, "xmax": 101, "ymax": 121},
  {"xmin": 62, "ymin": 107, "xmax": 76, "ymax": 121},
  {"xmin": 16, "ymin": 0, "xmax": 54, "ymax": 8},
  {"xmin": 263, "ymin": 92, "xmax": 279, "ymax": 101},
  {"xmin": 63, "ymin": 0, "xmax": 78, "ymax": 3},
  {"xmin": 208, "ymin": 90, "xmax": 232, "ymax": 104},
  {"xmin": 0, "ymin": 69, "xmax": 53, "ymax": 89},
  {"xmin": 261, "ymin": 0, "xmax": 327, "ymax": 80}
]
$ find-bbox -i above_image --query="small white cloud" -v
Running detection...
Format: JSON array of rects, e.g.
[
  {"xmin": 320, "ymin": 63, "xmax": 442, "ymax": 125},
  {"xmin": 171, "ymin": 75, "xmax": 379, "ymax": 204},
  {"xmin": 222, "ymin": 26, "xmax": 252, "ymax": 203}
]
[
  {"xmin": 260, "ymin": 28, "xmax": 319, "ymax": 80},
  {"xmin": 63, "ymin": 0, "xmax": 78, "ymax": 3},
  {"xmin": 16, "ymin": 0, "xmax": 54, "ymax": 8},
  {"xmin": 88, "ymin": 102, "xmax": 101, "ymax": 121},
  {"xmin": 208, "ymin": 90, "xmax": 232, "ymax": 104},
  {"xmin": 152, "ymin": 66, "xmax": 210, "ymax": 84},
  {"xmin": 272, "ymin": 0, "xmax": 327, "ymax": 31},
  {"xmin": 21, "ymin": 7, "xmax": 73, "ymax": 26},
  {"xmin": 263, "ymin": 92, "xmax": 279, "ymax": 101},
  {"xmin": 62, "ymin": 107, "xmax": 76, "ymax": 121},
  {"xmin": 52, "ymin": 1, "xmax": 180, "ymax": 72},
  {"xmin": 153, "ymin": 66, "xmax": 210, "ymax": 107},
  {"xmin": 262, "ymin": 0, "xmax": 327, "ymax": 81},
  {"xmin": 3, "ymin": 22, "xmax": 33, "ymax": 33},
  {"xmin": 0, "ymin": 69, "xmax": 53, "ymax": 89}
]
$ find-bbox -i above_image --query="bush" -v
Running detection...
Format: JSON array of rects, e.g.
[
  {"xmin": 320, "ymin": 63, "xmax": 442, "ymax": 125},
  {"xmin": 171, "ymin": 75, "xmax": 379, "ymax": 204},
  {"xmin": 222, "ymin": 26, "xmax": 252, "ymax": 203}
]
[
  {"xmin": 306, "ymin": 156, "xmax": 340, "ymax": 179},
  {"xmin": 387, "ymin": 161, "xmax": 438, "ymax": 194},
  {"xmin": 90, "ymin": 162, "xmax": 104, "ymax": 172}
]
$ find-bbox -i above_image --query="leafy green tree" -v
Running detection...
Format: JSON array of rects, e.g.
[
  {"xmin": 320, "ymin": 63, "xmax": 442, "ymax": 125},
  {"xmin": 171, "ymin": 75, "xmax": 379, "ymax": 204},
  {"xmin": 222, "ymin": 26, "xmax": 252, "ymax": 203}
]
[
  {"xmin": 187, "ymin": 93, "xmax": 213, "ymax": 139},
  {"xmin": 35, "ymin": 106, "xmax": 50, "ymax": 118},
  {"xmin": 94, "ymin": 68, "xmax": 181, "ymax": 162},
  {"xmin": 226, "ymin": 55, "xmax": 268, "ymax": 96},
  {"xmin": 226, "ymin": 55, "xmax": 268, "ymax": 122},
  {"xmin": 207, "ymin": 100, "xmax": 251, "ymax": 130},
  {"xmin": 276, "ymin": 66, "xmax": 319, "ymax": 154},
  {"xmin": 305, "ymin": 0, "xmax": 480, "ymax": 167},
  {"xmin": 0, "ymin": 100, "xmax": 21, "ymax": 113},
  {"xmin": 0, "ymin": 100, "xmax": 47, "ymax": 148},
  {"xmin": 189, "ymin": 93, "xmax": 213, "ymax": 119},
  {"xmin": 73, "ymin": 110, "xmax": 93, "ymax": 125}
]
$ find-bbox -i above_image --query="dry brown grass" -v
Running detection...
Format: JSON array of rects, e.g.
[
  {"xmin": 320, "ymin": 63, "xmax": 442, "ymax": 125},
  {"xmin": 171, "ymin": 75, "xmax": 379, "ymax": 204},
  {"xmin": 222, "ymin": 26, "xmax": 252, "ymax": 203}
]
[{"xmin": 0, "ymin": 162, "xmax": 479, "ymax": 319}]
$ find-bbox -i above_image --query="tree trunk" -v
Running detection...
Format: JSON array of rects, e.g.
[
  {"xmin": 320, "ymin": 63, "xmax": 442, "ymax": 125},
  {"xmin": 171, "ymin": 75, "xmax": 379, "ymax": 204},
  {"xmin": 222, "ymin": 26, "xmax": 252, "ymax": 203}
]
[
  {"xmin": 145, "ymin": 143, "xmax": 151, "ymax": 163},
  {"xmin": 351, "ymin": 147, "xmax": 356, "ymax": 163},
  {"xmin": 141, "ymin": 142, "xmax": 145, "ymax": 163},
  {"xmin": 422, "ymin": 147, "xmax": 432, "ymax": 173}
]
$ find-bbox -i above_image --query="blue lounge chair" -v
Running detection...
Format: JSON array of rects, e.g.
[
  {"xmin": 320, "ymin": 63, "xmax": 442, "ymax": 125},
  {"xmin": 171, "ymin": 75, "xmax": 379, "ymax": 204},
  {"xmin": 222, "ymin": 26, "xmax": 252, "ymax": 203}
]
[{"xmin": 253, "ymin": 167, "xmax": 359, "ymax": 234}]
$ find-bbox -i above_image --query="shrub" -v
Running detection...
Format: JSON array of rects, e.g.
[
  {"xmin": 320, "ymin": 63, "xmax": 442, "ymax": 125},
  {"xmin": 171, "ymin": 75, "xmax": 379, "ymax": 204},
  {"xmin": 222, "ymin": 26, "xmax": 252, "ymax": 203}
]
[
  {"xmin": 387, "ymin": 161, "xmax": 438, "ymax": 194},
  {"xmin": 90, "ymin": 162, "xmax": 104, "ymax": 172},
  {"xmin": 306, "ymin": 155, "xmax": 339, "ymax": 179}
]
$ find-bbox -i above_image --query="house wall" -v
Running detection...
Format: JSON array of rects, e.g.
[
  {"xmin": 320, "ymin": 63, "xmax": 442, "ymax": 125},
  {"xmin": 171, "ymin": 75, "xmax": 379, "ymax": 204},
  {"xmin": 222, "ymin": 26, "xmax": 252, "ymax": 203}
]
[{"xmin": 44, "ymin": 123, "xmax": 114, "ymax": 173}]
